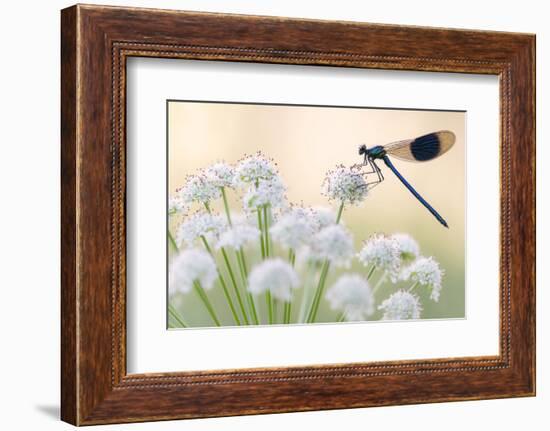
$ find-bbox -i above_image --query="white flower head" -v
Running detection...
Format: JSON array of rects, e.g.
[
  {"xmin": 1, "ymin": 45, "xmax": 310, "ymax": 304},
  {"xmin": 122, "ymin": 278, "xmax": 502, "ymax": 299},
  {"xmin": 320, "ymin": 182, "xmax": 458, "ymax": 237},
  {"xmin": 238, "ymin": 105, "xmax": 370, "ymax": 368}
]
[
  {"xmin": 230, "ymin": 211, "xmax": 258, "ymax": 227},
  {"xmin": 203, "ymin": 162, "xmax": 235, "ymax": 188},
  {"xmin": 179, "ymin": 173, "xmax": 221, "ymax": 205},
  {"xmin": 310, "ymin": 224, "xmax": 355, "ymax": 267},
  {"xmin": 270, "ymin": 210, "xmax": 317, "ymax": 250},
  {"xmin": 378, "ymin": 290, "xmax": 422, "ymax": 320},
  {"xmin": 326, "ymin": 274, "xmax": 374, "ymax": 321},
  {"xmin": 234, "ymin": 152, "xmax": 278, "ymax": 186},
  {"xmin": 357, "ymin": 234, "xmax": 401, "ymax": 281},
  {"xmin": 401, "ymin": 256, "xmax": 444, "ymax": 302},
  {"xmin": 169, "ymin": 249, "xmax": 218, "ymax": 294},
  {"xmin": 169, "ymin": 194, "xmax": 188, "ymax": 215},
  {"xmin": 285, "ymin": 204, "xmax": 311, "ymax": 220},
  {"xmin": 243, "ymin": 176, "xmax": 286, "ymax": 210},
  {"xmin": 311, "ymin": 206, "xmax": 337, "ymax": 230},
  {"xmin": 216, "ymin": 224, "xmax": 260, "ymax": 250},
  {"xmin": 176, "ymin": 212, "xmax": 226, "ymax": 247},
  {"xmin": 391, "ymin": 233, "xmax": 420, "ymax": 263},
  {"xmin": 322, "ymin": 164, "xmax": 368, "ymax": 206},
  {"xmin": 248, "ymin": 258, "xmax": 300, "ymax": 302}
]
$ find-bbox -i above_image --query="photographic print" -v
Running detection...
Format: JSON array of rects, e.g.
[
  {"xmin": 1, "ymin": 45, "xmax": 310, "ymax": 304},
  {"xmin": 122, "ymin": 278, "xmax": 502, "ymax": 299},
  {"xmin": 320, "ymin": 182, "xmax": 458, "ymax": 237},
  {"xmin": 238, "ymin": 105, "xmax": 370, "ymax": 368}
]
[{"xmin": 167, "ymin": 101, "xmax": 465, "ymax": 328}]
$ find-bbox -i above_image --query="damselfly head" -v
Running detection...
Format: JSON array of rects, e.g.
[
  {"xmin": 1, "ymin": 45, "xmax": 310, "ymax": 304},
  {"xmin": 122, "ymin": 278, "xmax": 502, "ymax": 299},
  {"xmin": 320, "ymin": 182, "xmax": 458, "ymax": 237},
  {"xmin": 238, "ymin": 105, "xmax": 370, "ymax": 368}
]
[{"xmin": 358, "ymin": 144, "xmax": 368, "ymax": 156}]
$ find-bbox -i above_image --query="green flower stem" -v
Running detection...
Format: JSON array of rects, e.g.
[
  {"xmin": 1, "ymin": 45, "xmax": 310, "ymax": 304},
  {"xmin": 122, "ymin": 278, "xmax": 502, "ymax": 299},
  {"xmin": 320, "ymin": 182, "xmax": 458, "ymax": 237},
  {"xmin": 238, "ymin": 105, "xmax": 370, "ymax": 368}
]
[
  {"xmin": 297, "ymin": 263, "xmax": 315, "ymax": 323},
  {"xmin": 200, "ymin": 236, "xmax": 241, "ymax": 326},
  {"xmin": 257, "ymin": 210, "xmax": 266, "ymax": 259},
  {"xmin": 235, "ymin": 247, "xmax": 258, "ymax": 325},
  {"xmin": 305, "ymin": 202, "xmax": 344, "ymax": 324},
  {"xmin": 336, "ymin": 201, "xmax": 345, "ymax": 224},
  {"xmin": 200, "ymin": 235, "xmax": 214, "ymax": 255},
  {"xmin": 260, "ymin": 204, "xmax": 274, "ymax": 320},
  {"xmin": 204, "ymin": 201, "xmax": 212, "ymax": 214},
  {"xmin": 283, "ymin": 301, "xmax": 292, "ymax": 324},
  {"xmin": 168, "ymin": 304, "xmax": 187, "ymax": 328},
  {"xmin": 288, "ymin": 248, "xmax": 296, "ymax": 267},
  {"xmin": 273, "ymin": 299, "xmax": 279, "ymax": 324},
  {"xmin": 281, "ymin": 248, "xmax": 296, "ymax": 323},
  {"xmin": 168, "ymin": 230, "xmax": 179, "ymax": 253},
  {"xmin": 307, "ymin": 260, "xmax": 330, "ymax": 323},
  {"xmin": 263, "ymin": 205, "xmax": 271, "ymax": 257},
  {"xmin": 337, "ymin": 312, "xmax": 346, "ymax": 323},
  {"xmin": 266, "ymin": 291, "xmax": 274, "ymax": 324},
  {"xmin": 235, "ymin": 249, "xmax": 247, "ymax": 300},
  {"xmin": 221, "ymin": 187, "xmax": 232, "ymax": 226},
  {"xmin": 408, "ymin": 281, "xmax": 420, "ymax": 293},
  {"xmin": 220, "ymin": 247, "xmax": 250, "ymax": 325},
  {"xmin": 193, "ymin": 281, "xmax": 221, "ymax": 326},
  {"xmin": 372, "ymin": 271, "xmax": 387, "ymax": 295},
  {"xmin": 238, "ymin": 248, "xmax": 259, "ymax": 325},
  {"xmin": 366, "ymin": 265, "xmax": 376, "ymax": 280}
]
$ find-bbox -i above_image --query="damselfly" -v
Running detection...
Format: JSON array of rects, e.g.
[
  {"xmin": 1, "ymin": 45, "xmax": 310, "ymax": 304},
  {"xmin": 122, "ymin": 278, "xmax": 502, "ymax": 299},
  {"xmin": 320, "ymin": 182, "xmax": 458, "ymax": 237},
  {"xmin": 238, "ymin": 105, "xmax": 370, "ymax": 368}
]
[{"xmin": 358, "ymin": 130, "xmax": 456, "ymax": 228}]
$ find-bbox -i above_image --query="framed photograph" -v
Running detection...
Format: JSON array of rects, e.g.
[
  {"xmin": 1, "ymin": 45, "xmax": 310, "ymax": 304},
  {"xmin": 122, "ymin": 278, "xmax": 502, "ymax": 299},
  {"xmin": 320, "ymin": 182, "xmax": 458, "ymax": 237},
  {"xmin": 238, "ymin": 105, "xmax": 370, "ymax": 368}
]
[{"xmin": 61, "ymin": 4, "xmax": 535, "ymax": 425}]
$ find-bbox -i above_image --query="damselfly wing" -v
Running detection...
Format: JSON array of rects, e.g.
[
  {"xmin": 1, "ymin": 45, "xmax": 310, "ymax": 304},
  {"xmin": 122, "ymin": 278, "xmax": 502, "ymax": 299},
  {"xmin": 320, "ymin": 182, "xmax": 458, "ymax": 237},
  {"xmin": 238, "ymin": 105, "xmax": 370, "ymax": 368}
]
[{"xmin": 383, "ymin": 130, "xmax": 455, "ymax": 162}]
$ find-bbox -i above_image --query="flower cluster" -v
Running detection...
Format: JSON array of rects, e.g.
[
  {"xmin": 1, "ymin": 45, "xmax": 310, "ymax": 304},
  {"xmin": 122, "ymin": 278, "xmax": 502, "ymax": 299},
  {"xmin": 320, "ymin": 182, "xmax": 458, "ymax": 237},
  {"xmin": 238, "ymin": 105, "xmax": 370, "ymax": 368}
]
[
  {"xmin": 202, "ymin": 162, "xmax": 235, "ymax": 188},
  {"xmin": 310, "ymin": 225, "xmax": 355, "ymax": 268},
  {"xmin": 169, "ymin": 194, "xmax": 187, "ymax": 215},
  {"xmin": 167, "ymin": 153, "xmax": 448, "ymax": 328},
  {"xmin": 234, "ymin": 152, "xmax": 278, "ymax": 185},
  {"xmin": 311, "ymin": 206, "xmax": 337, "ymax": 229},
  {"xmin": 378, "ymin": 290, "xmax": 422, "ymax": 320},
  {"xmin": 357, "ymin": 234, "xmax": 402, "ymax": 281},
  {"xmin": 401, "ymin": 256, "xmax": 444, "ymax": 302},
  {"xmin": 169, "ymin": 249, "xmax": 217, "ymax": 294},
  {"xmin": 322, "ymin": 164, "xmax": 368, "ymax": 205},
  {"xmin": 392, "ymin": 233, "xmax": 420, "ymax": 263},
  {"xmin": 176, "ymin": 212, "xmax": 226, "ymax": 247},
  {"xmin": 178, "ymin": 174, "xmax": 221, "ymax": 205},
  {"xmin": 248, "ymin": 258, "xmax": 300, "ymax": 301},
  {"xmin": 326, "ymin": 274, "xmax": 374, "ymax": 321},
  {"xmin": 243, "ymin": 176, "xmax": 286, "ymax": 210},
  {"xmin": 216, "ymin": 223, "xmax": 260, "ymax": 250},
  {"xmin": 270, "ymin": 209, "xmax": 317, "ymax": 250}
]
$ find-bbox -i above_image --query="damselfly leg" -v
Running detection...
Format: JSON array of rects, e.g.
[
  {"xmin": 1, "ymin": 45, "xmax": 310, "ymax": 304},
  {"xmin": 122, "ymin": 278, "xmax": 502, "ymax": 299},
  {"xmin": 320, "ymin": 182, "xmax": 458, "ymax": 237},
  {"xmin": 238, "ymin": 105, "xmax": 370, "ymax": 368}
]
[{"xmin": 359, "ymin": 158, "xmax": 384, "ymax": 190}]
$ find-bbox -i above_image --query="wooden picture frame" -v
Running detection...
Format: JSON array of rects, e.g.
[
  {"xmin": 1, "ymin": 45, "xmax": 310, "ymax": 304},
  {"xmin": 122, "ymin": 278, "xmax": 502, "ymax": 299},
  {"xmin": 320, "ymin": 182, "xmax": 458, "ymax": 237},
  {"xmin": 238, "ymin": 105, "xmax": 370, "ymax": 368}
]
[{"xmin": 61, "ymin": 4, "xmax": 535, "ymax": 425}]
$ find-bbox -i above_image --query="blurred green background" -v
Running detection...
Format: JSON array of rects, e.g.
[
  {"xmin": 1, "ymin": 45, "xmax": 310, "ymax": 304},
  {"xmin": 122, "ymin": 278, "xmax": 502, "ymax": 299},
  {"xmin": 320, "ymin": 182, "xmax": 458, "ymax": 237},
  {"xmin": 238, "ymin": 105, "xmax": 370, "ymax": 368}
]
[{"xmin": 168, "ymin": 101, "xmax": 465, "ymax": 327}]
